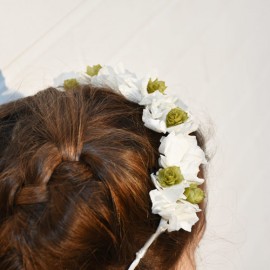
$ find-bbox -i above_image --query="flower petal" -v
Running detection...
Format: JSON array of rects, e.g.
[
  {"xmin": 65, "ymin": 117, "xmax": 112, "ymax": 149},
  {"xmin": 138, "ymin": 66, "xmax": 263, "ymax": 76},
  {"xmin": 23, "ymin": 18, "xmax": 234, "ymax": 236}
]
[
  {"xmin": 167, "ymin": 203, "xmax": 199, "ymax": 232},
  {"xmin": 149, "ymin": 186, "xmax": 200, "ymax": 232},
  {"xmin": 158, "ymin": 132, "xmax": 207, "ymax": 180},
  {"xmin": 142, "ymin": 108, "xmax": 167, "ymax": 133},
  {"xmin": 53, "ymin": 71, "xmax": 79, "ymax": 88},
  {"xmin": 89, "ymin": 63, "xmax": 146, "ymax": 103}
]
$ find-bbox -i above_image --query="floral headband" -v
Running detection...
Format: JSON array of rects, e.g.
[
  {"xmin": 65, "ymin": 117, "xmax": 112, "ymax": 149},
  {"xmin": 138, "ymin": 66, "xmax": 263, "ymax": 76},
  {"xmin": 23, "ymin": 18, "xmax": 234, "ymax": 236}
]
[{"xmin": 54, "ymin": 64, "xmax": 207, "ymax": 270}]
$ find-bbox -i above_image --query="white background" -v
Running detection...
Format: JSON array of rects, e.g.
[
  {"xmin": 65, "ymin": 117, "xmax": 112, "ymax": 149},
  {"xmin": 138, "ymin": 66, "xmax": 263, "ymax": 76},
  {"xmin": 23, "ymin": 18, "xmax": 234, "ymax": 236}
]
[{"xmin": 0, "ymin": 1, "xmax": 269, "ymax": 269}]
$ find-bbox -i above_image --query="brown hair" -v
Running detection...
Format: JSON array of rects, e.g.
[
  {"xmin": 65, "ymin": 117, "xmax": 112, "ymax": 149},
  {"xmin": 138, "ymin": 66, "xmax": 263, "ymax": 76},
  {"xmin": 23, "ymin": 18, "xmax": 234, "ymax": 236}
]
[{"xmin": 0, "ymin": 84, "xmax": 207, "ymax": 270}]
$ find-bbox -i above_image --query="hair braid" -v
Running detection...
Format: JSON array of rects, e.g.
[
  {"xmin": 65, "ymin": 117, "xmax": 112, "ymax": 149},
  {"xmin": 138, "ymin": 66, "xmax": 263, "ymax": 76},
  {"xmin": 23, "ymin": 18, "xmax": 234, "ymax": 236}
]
[{"xmin": 0, "ymin": 84, "xmax": 206, "ymax": 270}]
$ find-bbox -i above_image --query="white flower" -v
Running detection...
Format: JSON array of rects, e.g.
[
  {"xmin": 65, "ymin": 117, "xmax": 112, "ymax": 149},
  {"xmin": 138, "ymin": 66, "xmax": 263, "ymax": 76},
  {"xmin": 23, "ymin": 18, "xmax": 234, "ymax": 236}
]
[
  {"xmin": 53, "ymin": 71, "xmax": 79, "ymax": 88},
  {"xmin": 167, "ymin": 112, "xmax": 199, "ymax": 135},
  {"xmin": 140, "ymin": 92, "xmax": 198, "ymax": 135},
  {"xmin": 86, "ymin": 63, "xmax": 148, "ymax": 103},
  {"xmin": 53, "ymin": 70, "xmax": 97, "ymax": 88},
  {"xmin": 142, "ymin": 108, "xmax": 167, "ymax": 133},
  {"xmin": 141, "ymin": 93, "xmax": 178, "ymax": 133},
  {"xmin": 139, "ymin": 90, "xmax": 176, "ymax": 106},
  {"xmin": 76, "ymin": 72, "xmax": 92, "ymax": 85},
  {"xmin": 159, "ymin": 131, "xmax": 207, "ymax": 183},
  {"xmin": 149, "ymin": 184, "xmax": 200, "ymax": 232}
]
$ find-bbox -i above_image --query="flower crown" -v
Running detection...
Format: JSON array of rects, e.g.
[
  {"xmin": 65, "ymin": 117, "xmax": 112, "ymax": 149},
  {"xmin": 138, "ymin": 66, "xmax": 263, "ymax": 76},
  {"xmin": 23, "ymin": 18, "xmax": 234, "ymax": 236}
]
[{"xmin": 55, "ymin": 63, "xmax": 207, "ymax": 270}]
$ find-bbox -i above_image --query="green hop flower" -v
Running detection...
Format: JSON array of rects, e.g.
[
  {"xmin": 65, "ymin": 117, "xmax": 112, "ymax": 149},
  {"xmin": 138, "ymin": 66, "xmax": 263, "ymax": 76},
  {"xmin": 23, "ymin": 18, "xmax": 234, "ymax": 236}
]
[
  {"xmin": 86, "ymin": 64, "xmax": 102, "ymax": 76},
  {"xmin": 157, "ymin": 166, "xmax": 184, "ymax": 187},
  {"xmin": 63, "ymin": 78, "xmax": 79, "ymax": 90},
  {"xmin": 184, "ymin": 184, "xmax": 205, "ymax": 204},
  {"xmin": 166, "ymin": 107, "xmax": 188, "ymax": 127},
  {"xmin": 147, "ymin": 78, "xmax": 167, "ymax": 94}
]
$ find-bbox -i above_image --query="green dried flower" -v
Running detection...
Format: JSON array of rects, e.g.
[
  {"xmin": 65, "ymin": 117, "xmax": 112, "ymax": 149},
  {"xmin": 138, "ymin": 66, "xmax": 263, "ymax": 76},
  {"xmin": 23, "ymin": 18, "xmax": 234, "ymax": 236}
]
[
  {"xmin": 86, "ymin": 64, "xmax": 102, "ymax": 76},
  {"xmin": 63, "ymin": 78, "xmax": 79, "ymax": 90},
  {"xmin": 147, "ymin": 78, "xmax": 167, "ymax": 94},
  {"xmin": 166, "ymin": 107, "xmax": 188, "ymax": 127},
  {"xmin": 184, "ymin": 184, "xmax": 205, "ymax": 204},
  {"xmin": 158, "ymin": 166, "xmax": 184, "ymax": 187}
]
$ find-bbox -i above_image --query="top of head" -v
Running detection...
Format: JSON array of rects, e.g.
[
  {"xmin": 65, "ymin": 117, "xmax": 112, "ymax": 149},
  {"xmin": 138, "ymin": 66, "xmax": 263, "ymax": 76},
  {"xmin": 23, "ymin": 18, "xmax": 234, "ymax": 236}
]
[{"xmin": 0, "ymin": 65, "xmax": 207, "ymax": 270}]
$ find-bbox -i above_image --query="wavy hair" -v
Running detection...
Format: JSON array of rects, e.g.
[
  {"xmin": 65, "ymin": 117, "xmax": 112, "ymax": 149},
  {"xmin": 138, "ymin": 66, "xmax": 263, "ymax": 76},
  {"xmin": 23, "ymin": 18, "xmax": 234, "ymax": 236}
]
[{"xmin": 0, "ymin": 85, "xmax": 207, "ymax": 270}]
